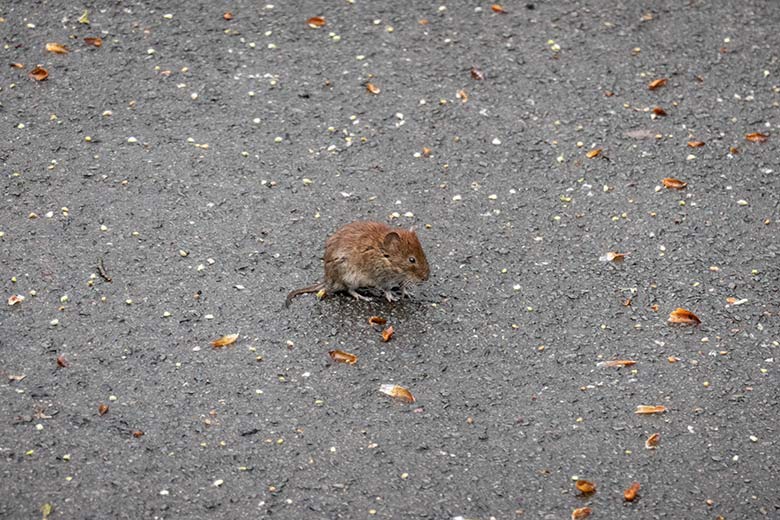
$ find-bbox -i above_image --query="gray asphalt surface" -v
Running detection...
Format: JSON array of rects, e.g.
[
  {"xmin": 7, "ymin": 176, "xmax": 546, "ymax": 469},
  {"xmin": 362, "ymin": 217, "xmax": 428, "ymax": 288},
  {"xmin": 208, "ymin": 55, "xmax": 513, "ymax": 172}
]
[{"xmin": 2, "ymin": 1, "xmax": 779, "ymax": 519}]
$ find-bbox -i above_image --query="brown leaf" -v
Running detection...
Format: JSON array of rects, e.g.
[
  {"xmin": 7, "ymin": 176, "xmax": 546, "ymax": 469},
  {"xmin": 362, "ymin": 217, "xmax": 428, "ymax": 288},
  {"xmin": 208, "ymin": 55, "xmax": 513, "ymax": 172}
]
[
  {"xmin": 571, "ymin": 507, "xmax": 592, "ymax": 520},
  {"xmin": 456, "ymin": 89, "xmax": 468, "ymax": 103},
  {"xmin": 470, "ymin": 66, "xmax": 485, "ymax": 81},
  {"xmin": 98, "ymin": 403, "xmax": 109, "ymax": 416},
  {"xmin": 29, "ymin": 67, "xmax": 49, "ymax": 81},
  {"xmin": 223, "ymin": 12, "xmax": 234, "ymax": 21},
  {"xmin": 745, "ymin": 132, "xmax": 768, "ymax": 143},
  {"xmin": 366, "ymin": 82, "xmax": 381, "ymax": 95},
  {"xmin": 307, "ymin": 16, "xmax": 326, "ymax": 28},
  {"xmin": 624, "ymin": 481, "xmax": 640, "ymax": 501},
  {"xmin": 635, "ymin": 405, "xmax": 667, "ymax": 415},
  {"xmin": 586, "ymin": 148, "xmax": 602, "ymax": 158},
  {"xmin": 729, "ymin": 146, "xmax": 740, "ymax": 154},
  {"xmin": 575, "ymin": 479, "xmax": 596, "ymax": 494},
  {"xmin": 599, "ymin": 360, "xmax": 636, "ymax": 368},
  {"xmin": 652, "ymin": 106, "xmax": 667, "ymax": 116},
  {"xmin": 45, "ymin": 42, "xmax": 69, "ymax": 54},
  {"xmin": 645, "ymin": 432, "xmax": 660, "ymax": 449},
  {"xmin": 328, "ymin": 350, "xmax": 358, "ymax": 365},
  {"xmin": 648, "ymin": 78, "xmax": 668, "ymax": 90},
  {"xmin": 650, "ymin": 303, "xmax": 660, "ymax": 312},
  {"xmin": 668, "ymin": 308, "xmax": 701, "ymax": 325},
  {"xmin": 84, "ymin": 37, "xmax": 103, "ymax": 47},
  {"xmin": 687, "ymin": 140, "xmax": 705, "ymax": 148},
  {"xmin": 211, "ymin": 333, "xmax": 239, "ymax": 348},
  {"xmin": 379, "ymin": 383, "xmax": 415, "ymax": 403},
  {"xmin": 662, "ymin": 177, "xmax": 687, "ymax": 190},
  {"xmin": 132, "ymin": 430, "xmax": 144, "ymax": 438},
  {"xmin": 491, "ymin": 4, "xmax": 506, "ymax": 13},
  {"xmin": 604, "ymin": 90, "xmax": 615, "ymax": 97},
  {"xmin": 381, "ymin": 326, "xmax": 394, "ymax": 342},
  {"xmin": 368, "ymin": 316, "xmax": 387, "ymax": 326},
  {"xmin": 8, "ymin": 294, "xmax": 25, "ymax": 306},
  {"xmin": 56, "ymin": 354, "xmax": 69, "ymax": 368},
  {"xmin": 10, "ymin": 62, "xmax": 24, "ymax": 69}
]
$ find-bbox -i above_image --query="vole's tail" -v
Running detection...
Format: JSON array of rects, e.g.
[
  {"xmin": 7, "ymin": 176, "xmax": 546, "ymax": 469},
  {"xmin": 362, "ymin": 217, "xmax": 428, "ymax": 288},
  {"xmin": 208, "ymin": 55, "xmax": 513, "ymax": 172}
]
[{"xmin": 284, "ymin": 283, "xmax": 325, "ymax": 308}]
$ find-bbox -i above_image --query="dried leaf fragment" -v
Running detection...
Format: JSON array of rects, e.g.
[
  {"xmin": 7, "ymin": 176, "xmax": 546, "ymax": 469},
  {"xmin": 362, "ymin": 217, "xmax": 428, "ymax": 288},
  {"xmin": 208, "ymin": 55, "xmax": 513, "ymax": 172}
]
[
  {"xmin": 635, "ymin": 405, "xmax": 666, "ymax": 415},
  {"xmin": 223, "ymin": 12, "xmax": 234, "ymax": 21},
  {"xmin": 624, "ymin": 481, "xmax": 640, "ymax": 501},
  {"xmin": 379, "ymin": 383, "xmax": 415, "ymax": 403},
  {"xmin": 667, "ymin": 356, "xmax": 680, "ymax": 363},
  {"xmin": 98, "ymin": 403, "xmax": 109, "ymax": 416},
  {"xmin": 211, "ymin": 333, "xmax": 239, "ymax": 348},
  {"xmin": 662, "ymin": 177, "xmax": 687, "ymax": 190},
  {"xmin": 365, "ymin": 82, "xmax": 381, "ymax": 94},
  {"xmin": 648, "ymin": 78, "xmax": 667, "ymax": 90},
  {"xmin": 687, "ymin": 140, "xmax": 705, "ymax": 148},
  {"xmin": 368, "ymin": 316, "xmax": 387, "ymax": 326},
  {"xmin": 29, "ymin": 67, "xmax": 49, "ymax": 81},
  {"xmin": 328, "ymin": 350, "xmax": 358, "ymax": 365},
  {"xmin": 456, "ymin": 89, "xmax": 468, "ymax": 103},
  {"xmin": 470, "ymin": 66, "xmax": 485, "ymax": 80},
  {"xmin": 598, "ymin": 360, "xmax": 636, "ymax": 368},
  {"xmin": 132, "ymin": 430, "xmax": 144, "ymax": 438},
  {"xmin": 307, "ymin": 16, "xmax": 326, "ymax": 28},
  {"xmin": 668, "ymin": 308, "xmax": 701, "ymax": 325},
  {"xmin": 652, "ymin": 106, "xmax": 667, "ymax": 116},
  {"xmin": 571, "ymin": 507, "xmax": 592, "ymax": 520},
  {"xmin": 84, "ymin": 37, "xmax": 103, "ymax": 47},
  {"xmin": 575, "ymin": 479, "xmax": 596, "ymax": 494},
  {"xmin": 491, "ymin": 4, "xmax": 506, "ymax": 13},
  {"xmin": 381, "ymin": 326, "xmax": 394, "ymax": 342},
  {"xmin": 56, "ymin": 354, "xmax": 69, "ymax": 368},
  {"xmin": 45, "ymin": 42, "xmax": 69, "ymax": 54},
  {"xmin": 8, "ymin": 374, "xmax": 26, "ymax": 382},
  {"xmin": 10, "ymin": 62, "xmax": 24, "ymax": 69},
  {"xmin": 8, "ymin": 294, "xmax": 25, "ymax": 306},
  {"xmin": 645, "ymin": 432, "xmax": 660, "ymax": 449},
  {"xmin": 586, "ymin": 148, "xmax": 602, "ymax": 158},
  {"xmin": 599, "ymin": 251, "xmax": 626, "ymax": 263},
  {"xmin": 745, "ymin": 132, "xmax": 768, "ymax": 143}
]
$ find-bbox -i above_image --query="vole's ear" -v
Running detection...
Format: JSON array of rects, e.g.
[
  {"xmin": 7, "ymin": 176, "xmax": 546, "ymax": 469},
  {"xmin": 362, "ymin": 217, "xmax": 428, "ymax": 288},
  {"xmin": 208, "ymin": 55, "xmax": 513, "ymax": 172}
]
[{"xmin": 382, "ymin": 231, "xmax": 401, "ymax": 252}]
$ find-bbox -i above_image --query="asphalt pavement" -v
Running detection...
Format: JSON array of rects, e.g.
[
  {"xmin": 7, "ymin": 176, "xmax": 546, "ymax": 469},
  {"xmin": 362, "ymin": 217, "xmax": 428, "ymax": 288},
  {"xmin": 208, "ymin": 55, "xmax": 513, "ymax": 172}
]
[{"xmin": 1, "ymin": 1, "xmax": 779, "ymax": 519}]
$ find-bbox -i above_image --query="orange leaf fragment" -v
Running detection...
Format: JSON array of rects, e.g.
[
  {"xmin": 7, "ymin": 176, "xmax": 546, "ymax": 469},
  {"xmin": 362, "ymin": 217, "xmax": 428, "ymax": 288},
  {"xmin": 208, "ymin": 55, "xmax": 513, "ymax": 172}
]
[
  {"xmin": 650, "ymin": 303, "xmax": 660, "ymax": 312},
  {"xmin": 635, "ymin": 405, "xmax": 666, "ymax": 415},
  {"xmin": 725, "ymin": 297, "xmax": 738, "ymax": 304},
  {"xmin": 132, "ymin": 430, "xmax": 144, "ymax": 438},
  {"xmin": 470, "ymin": 66, "xmax": 485, "ymax": 80},
  {"xmin": 491, "ymin": 4, "xmax": 506, "ymax": 13},
  {"xmin": 328, "ymin": 350, "xmax": 358, "ymax": 365},
  {"xmin": 379, "ymin": 383, "xmax": 415, "ymax": 403},
  {"xmin": 29, "ymin": 67, "xmax": 49, "ymax": 81},
  {"xmin": 422, "ymin": 147, "xmax": 432, "ymax": 157},
  {"xmin": 418, "ymin": 19, "xmax": 430, "ymax": 25},
  {"xmin": 56, "ymin": 354, "xmax": 69, "ymax": 368},
  {"xmin": 456, "ymin": 89, "xmax": 468, "ymax": 103},
  {"xmin": 98, "ymin": 403, "xmax": 109, "ymax": 416},
  {"xmin": 668, "ymin": 308, "xmax": 701, "ymax": 325},
  {"xmin": 368, "ymin": 316, "xmax": 387, "ymax": 326},
  {"xmin": 599, "ymin": 360, "xmax": 637, "ymax": 368},
  {"xmin": 575, "ymin": 479, "xmax": 596, "ymax": 494},
  {"xmin": 662, "ymin": 177, "xmax": 687, "ymax": 190},
  {"xmin": 745, "ymin": 132, "xmax": 768, "ymax": 143},
  {"xmin": 599, "ymin": 251, "xmax": 626, "ymax": 262},
  {"xmin": 648, "ymin": 78, "xmax": 667, "ymax": 90},
  {"xmin": 586, "ymin": 148, "xmax": 602, "ymax": 158},
  {"xmin": 84, "ymin": 37, "xmax": 103, "ymax": 47},
  {"xmin": 624, "ymin": 481, "xmax": 640, "ymax": 501},
  {"xmin": 687, "ymin": 140, "xmax": 705, "ymax": 148},
  {"xmin": 729, "ymin": 146, "xmax": 740, "ymax": 154},
  {"xmin": 10, "ymin": 62, "xmax": 24, "ymax": 69},
  {"xmin": 366, "ymin": 82, "xmax": 381, "ymax": 95},
  {"xmin": 667, "ymin": 356, "xmax": 680, "ymax": 363},
  {"xmin": 571, "ymin": 507, "xmax": 592, "ymax": 520},
  {"xmin": 645, "ymin": 432, "xmax": 660, "ymax": 449},
  {"xmin": 307, "ymin": 16, "xmax": 326, "ymax": 28},
  {"xmin": 8, "ymin": 294, "xmax": 25, "ymax": 306},
  {"xmin": 652, "ymin": 106, "xmax": 667, "ymax": 116},
  {"xmin": 622, "ymin": 298, "xmax": 632, "ymax": 307},
  {"xmin": 45, "ymin": 42, "xmax": 69, "ymax": 54},
  {"xmin": 381, "ymin": 326, "xmax": 394, "ymax": 342},
  {"xmin": 211, "ymin": 333, "xmax": 239, "ymax": 348},
  {"xmin": 223, "ymin": 12, "xmax": 234, "ymax": 21}
]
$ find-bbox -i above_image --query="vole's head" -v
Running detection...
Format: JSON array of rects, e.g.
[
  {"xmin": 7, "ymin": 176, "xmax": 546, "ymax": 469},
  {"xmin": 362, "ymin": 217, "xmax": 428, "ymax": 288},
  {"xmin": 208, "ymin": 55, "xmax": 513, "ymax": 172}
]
[{"xmin": 381, "ymin": 228, "xmax": 430, "ymax": 283}]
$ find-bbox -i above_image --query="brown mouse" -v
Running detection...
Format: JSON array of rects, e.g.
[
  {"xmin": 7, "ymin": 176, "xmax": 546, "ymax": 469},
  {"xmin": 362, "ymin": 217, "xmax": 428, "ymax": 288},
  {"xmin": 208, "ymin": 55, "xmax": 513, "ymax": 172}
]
[{"xmin": 285, "ymin": 221, "xmax": 430, "ymax": 307}]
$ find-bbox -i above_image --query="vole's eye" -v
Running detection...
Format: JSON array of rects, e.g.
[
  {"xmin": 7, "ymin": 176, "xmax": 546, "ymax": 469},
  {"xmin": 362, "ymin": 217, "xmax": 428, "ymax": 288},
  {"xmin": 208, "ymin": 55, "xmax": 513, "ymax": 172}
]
[{"xmin": 408, "ymin": 256, "xmax": 416, "ymax": 264}]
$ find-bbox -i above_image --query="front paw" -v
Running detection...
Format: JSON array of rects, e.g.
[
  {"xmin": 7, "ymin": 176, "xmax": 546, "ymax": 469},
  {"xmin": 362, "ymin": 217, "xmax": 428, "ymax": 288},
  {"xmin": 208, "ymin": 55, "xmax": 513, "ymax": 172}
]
[{"xmin": 384, "ymin": 290, "xmax": 400, "ymax": 302}]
